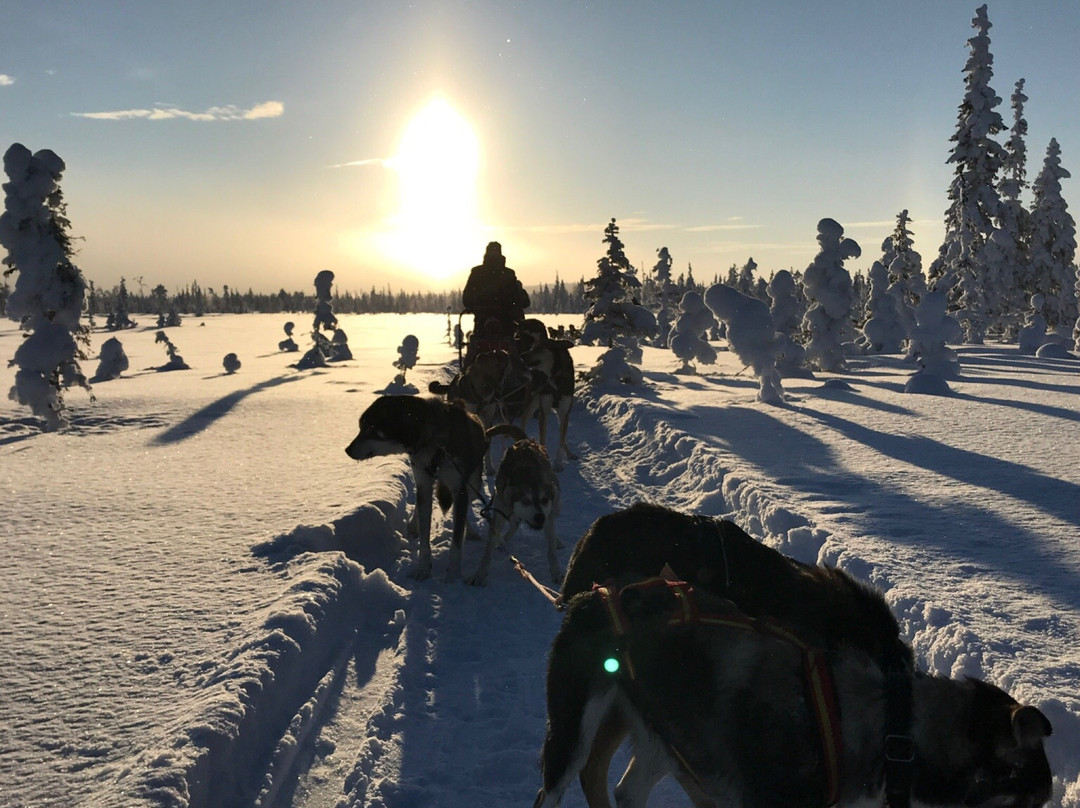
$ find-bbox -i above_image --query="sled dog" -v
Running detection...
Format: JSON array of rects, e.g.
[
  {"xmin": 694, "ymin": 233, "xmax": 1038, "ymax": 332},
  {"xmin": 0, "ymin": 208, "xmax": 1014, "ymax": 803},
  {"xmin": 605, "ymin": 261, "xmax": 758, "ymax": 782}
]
[
  {"xmin": 470, "ymin": 424, "xmax": 561, "ymax": 586},
  {"xmin": 557, "ymin": 502, "xmax": 914, "ymax": 807},
  {"xmin": 345, "ymin": 395, "xmax": 485, "ymax": 580},
  {"xmin": 535, "ymin": 579, "xmax": 1053, "ymax": 808},
  {"xmin": 516, "ymin": 318, "xmax": 576, "ymax": 469}
]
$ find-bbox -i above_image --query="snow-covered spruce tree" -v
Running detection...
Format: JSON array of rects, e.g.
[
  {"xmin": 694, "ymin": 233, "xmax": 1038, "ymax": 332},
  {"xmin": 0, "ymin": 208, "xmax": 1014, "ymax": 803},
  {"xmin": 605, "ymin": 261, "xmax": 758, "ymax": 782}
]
[
  {"xmin": 1018, "ymin": 293, "xmax": 1050, "ymax": 355},
  {"xmin": 91, "ymin": 336, "xmax": 128, "ymax": 382},
  {"xmin": 905, "ymin": 290, "xmax": 963, "ymax": 394},
  {"xmin": 384, "ymin": 334, "xmax": 420, "ymax": 393},
  {"xmin": 154, "ymin": 330, "xmax": 189, "ymax": 371},
  {"xmin": 222, "ymin": 353, "xmax": 241, "ymax": 374},
  {"xmin": 801, "ymin": 218, "xmax": 860, "ymax": 372},
  {"xmin": 580, "ymin": 218, "xmax": 657, "ymax": 385},
  {"xmin": 926, "ymin": 5, "xmax": 1007, "ymax": 345},
  {"xmin": 859, "ymin": 254, "xmax": 905, "ymax": 354},
  {"xmin": 668, "ymin": 290, "xmax": 718, "ymax": 374},
  {"xmin": 107, "ymin": 277, "xmax": 136, "ymax": 330},
  {"xmin": 1028, "ymin": 138, "xmax": 1078, "ymax": 336},
  {"xmin": 651, "ymin": 246, "xmax": 678, "ymax": 348},
  {"xmin": 767, "ymin": 269, "xmax": 809, "ymax": 377},
  {"xmin": 736, "ymin": 257, "xmax": 758, "ymax": 297},
  {"xmin": 296, "ymin": 269, "xmax": 340, "ymax": 369},
  {"xmin": 278, "ymin": 320, "xmax": 299, "ymax": 352},
  {"xmin": 704, "ymin": 283, "xmax": 785, "ymax": 404},
  {"xmin": 991, "ymin": 78, "xmax": 1032, "ymax": 339},
  {"xmin": 887, "ymin": 210, "xmax": 926, "ymax": 339},
  {"xmin": 0, "ymin": 143, "xmax": 91, "ymax": 430}
]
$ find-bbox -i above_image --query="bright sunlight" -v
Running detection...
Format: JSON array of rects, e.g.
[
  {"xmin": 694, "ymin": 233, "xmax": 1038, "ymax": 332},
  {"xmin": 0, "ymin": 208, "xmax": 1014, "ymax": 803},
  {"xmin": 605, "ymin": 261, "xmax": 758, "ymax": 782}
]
[{"xmin": 378, "ymin": 97, "xmax": 486, "ymax": 280}]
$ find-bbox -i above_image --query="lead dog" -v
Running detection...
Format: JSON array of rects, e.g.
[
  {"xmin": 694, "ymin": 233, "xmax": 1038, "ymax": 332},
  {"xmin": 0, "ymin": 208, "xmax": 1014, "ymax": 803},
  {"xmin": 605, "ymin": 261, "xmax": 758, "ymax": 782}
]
[
  {"xmin": 345, "ymin": 395, "xmax": 485, "ymax": 580},
  {"xmin": 469, "ymin": 424, "xmax": 562, "ymax": 587},
  {"xmin": 557, "ymin": 502, "xmax": 913, "ymax": 808},
  {"xmin": 535, "ymin": 579, "xmax": 1053, "ymax": 808}
]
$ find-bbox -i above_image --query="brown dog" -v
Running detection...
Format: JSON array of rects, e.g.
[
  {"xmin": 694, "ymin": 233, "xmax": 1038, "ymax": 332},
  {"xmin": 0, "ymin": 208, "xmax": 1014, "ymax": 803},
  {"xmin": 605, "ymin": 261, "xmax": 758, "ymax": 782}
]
[{"xmin": 345, "ymin": 395, "xmax": 485, "ymax": 580}]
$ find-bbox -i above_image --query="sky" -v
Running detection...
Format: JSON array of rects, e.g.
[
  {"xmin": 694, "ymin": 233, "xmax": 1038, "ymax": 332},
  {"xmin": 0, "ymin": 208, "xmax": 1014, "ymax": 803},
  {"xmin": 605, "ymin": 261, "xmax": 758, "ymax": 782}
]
[{"xmin": 2, "ymin": 0, "xmax": 1078, "ymax": 295}]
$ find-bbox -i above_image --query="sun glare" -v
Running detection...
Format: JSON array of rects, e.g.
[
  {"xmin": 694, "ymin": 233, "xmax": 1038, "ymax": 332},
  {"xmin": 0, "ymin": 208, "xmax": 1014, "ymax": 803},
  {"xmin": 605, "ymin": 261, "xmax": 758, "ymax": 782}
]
[{"xmin": 378, "ymin": 98, "xmax": 486, "ymax": 281}]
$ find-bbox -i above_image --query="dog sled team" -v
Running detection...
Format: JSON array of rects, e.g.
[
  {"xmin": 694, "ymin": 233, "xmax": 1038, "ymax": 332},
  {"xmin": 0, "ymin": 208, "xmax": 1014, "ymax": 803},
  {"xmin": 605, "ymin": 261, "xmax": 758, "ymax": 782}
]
[{"xmin": 344, "ymin": 243, "xmax": 1054, "ymax": 808}]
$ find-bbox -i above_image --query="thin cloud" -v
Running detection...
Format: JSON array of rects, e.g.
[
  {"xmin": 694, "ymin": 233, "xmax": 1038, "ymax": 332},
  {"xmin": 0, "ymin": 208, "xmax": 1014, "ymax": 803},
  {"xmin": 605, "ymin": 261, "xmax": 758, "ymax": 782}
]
[
  {"xmin": 71, "ymin": 100, "xmax": 284, "ymax": 121},
  {"xmin": 686, "ymin": 223, "xmax": 763, "ymax": 233},
  {"xmin": 331, "ymin": 157, "xmax": 390, "ymax": 169},
  {"xmin": 0, "ymin": 75, "xmax": 14, "ymax": 86}
]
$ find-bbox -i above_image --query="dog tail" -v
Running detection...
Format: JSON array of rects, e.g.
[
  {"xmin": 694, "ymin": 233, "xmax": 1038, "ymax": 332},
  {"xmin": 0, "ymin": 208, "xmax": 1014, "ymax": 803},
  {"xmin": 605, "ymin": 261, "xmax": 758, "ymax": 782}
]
[
  {"xmin": 429, "ymin": 379, "xmax": 452, "ymax": 395},
  {"xmin": 485, "ymin": 423, "xmax": 530, "ymax": 443}
]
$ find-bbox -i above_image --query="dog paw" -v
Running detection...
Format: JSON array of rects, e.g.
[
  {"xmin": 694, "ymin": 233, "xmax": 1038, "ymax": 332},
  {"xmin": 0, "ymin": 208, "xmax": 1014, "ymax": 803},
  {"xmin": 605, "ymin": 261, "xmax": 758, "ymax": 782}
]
[
  {"xmin": 465, "ymin": 572, "xmax": 488, "ymax": 587},
  {"xmin": 410, "ymin": 562, "xmax": 433, "ymax": 581}
]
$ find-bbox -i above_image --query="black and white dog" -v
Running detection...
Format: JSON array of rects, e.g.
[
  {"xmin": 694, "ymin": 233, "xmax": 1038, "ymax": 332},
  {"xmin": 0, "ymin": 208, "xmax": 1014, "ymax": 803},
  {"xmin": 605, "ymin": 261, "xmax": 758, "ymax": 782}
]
[
  {"xmin": 549, "ymin": 503, "xmax": 908, "ymax": 807},
  {"xmin": 469, "ymin": 424, "xmax": 561, "ymax": 587},
  {"xmin": 535, "ymin": 578, "xmax": 1053, "ymax": 808},
  {"xmin": 345, "ymin": 395, "xmax": 486, "ymax": 581}
]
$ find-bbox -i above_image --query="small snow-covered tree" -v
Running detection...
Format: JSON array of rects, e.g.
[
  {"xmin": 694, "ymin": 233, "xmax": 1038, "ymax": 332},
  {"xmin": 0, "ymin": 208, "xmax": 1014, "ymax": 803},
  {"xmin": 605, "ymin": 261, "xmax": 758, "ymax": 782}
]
[
  {"xmin": 296, "ymin": 270, "xmax": 341, "ymax": 369},
  {"xmin": 801, "ymin": 218, "xmax": 860, "ymax": 372},
  {"xmin": 0, "ymin": 143, "xmax": 91, "ymax": 430},
  {"xmin": 91, "ymin": 336, "xmax": 128, "ymax": 383},
  {"xmin": 279, "ymin": 320, "xmax": 299, "ymax": 352},
  {"xmin": 1018, "ymin": 293, "xmax": 1050, "ymax": 355},
  {"xmin": 1029, "ymin": 138, "xmax": 1078, "ymax": 335},
  {"xmin": 222, "ymin": 353, "xmax": 241, "ymax": 374},
  {"xmin": 107, "ymin": 277, "xmax": 136, "ymax": 331},
  {"xmin": 651, "ymin": 246, "xmax": 678, "ymax": 347},
  {"xmin": 154, "ymin": 330, "xmax": 189, "ymax": 371},
  {"xmin": 859, "ymin": 256, "xmax": 905, "ymax": 354},
  {"xmin": 704, "ymin": 283, "xmax": 784, "ymax": 404},
  {"xmin": 580, "ymin": 218, "xmax": 657, "ymax": 384},
  {"xmin": 668, "ymin": 290, "xmax": 718, "ymax": 374},
  {"xmin": 906, "ymin": 290, "xmax": 962, "ymax": 383},
  {"xmin": 927, "ymin": 4, "xmax": 1007, "ymax": 345},
  {"xmin": 767, "ymin": 269, "xmax": 808, "ymax": 377},
  {"xmin": 385, "ymin": 334, "xmax": 420, "ymax": 393}
]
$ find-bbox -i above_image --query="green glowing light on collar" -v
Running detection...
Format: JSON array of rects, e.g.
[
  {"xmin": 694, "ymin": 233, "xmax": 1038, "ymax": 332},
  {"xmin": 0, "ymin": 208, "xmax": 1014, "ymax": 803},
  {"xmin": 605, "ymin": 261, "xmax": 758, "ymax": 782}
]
[{"xmin": 603, "ymin": 657, "xmax": 620, "ymax": 674}]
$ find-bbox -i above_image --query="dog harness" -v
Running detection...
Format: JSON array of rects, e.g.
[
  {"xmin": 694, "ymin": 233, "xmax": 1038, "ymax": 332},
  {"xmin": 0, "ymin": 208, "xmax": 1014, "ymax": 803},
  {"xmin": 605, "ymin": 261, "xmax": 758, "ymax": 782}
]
[{"xmin": 595, "ymin": 578, "xmax": 844, "ymax": 807}]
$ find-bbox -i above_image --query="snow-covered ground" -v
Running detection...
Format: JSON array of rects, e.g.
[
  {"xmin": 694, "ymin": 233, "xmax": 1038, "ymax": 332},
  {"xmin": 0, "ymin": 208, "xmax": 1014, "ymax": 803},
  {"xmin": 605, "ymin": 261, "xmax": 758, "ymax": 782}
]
[{"xmin": 1, "ymin": 312, "xmax": 1078, "ymax": 808}]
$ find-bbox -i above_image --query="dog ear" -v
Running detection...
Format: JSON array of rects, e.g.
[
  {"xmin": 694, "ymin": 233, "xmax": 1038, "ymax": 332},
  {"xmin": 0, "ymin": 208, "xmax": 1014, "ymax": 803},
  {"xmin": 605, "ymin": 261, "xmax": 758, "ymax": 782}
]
[{"xmin": 1012, "ymin": 705, "xmax": 1052, "ymax": 747}]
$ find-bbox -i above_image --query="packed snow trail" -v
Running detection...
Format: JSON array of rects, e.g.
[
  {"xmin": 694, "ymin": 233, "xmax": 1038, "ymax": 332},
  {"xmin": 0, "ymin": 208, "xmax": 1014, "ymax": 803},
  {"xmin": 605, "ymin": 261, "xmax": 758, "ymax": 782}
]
[{"xmin": 284, "ymin": 348, "xmax": 1078, "ymax": 808}]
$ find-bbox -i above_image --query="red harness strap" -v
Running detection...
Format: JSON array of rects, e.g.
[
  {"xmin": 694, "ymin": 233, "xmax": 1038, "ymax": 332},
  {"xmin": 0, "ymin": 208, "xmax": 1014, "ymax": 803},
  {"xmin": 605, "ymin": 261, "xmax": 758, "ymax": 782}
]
[{"xmin": 594, "ymin": 578, "xmax": 843, "ymax": 807}]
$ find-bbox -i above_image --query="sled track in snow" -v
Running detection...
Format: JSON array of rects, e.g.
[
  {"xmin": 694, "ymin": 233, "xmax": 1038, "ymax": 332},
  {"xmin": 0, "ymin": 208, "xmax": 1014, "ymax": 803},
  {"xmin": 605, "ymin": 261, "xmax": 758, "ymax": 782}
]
[{"xmin": 114, "ymin": 384, "xmax": 1079, "ymax": 806}]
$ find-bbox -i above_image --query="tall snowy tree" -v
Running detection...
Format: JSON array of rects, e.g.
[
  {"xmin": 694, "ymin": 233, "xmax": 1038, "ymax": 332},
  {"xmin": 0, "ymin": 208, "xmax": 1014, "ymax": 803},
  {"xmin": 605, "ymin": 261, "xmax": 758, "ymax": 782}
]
[
  {"xmin": 991, "ymin": 78, "xmax": 1031, "ymax": 338},
  {"xmin": 927, "ymin": 4, "xmax": 1007, "ymax": 344},
  {"xmin": 0, "ymin": 143, "xmax": 91, "ymax": 430},
  {"xmin": 801, "ymin": 218, "xmax": 860, "ymax": 372},
  {"xmin": 650, "ymin": 246, "xmax": 678, "ymax": 347},
  {"xmin": 580, "ymin": 218, "xmax": 657, "ymax": 384},
  {"xmin": 1028, "ymin": 138, "xmax": 1078, "ymax": 335}
]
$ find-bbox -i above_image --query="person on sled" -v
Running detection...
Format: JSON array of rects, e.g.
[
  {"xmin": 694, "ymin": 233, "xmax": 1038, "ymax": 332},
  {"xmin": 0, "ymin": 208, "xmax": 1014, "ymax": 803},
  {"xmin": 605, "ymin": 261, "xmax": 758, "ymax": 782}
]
[{"xmin": 461, "ymin": 241, "xmax": 530, "ymax": 360}]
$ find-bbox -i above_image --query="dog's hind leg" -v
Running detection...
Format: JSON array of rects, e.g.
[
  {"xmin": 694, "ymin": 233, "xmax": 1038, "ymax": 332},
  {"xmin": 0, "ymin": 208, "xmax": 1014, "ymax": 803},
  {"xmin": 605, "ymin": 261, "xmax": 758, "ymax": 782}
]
[
  {"xmin": 554, "ymin": 396, "xmax": 576, "ymax": 471},
  {"xmin": 579, "ymin": 709, "xmax": 627, "ymax": 808},
  {"xmin": 445, "ymin": 486, "xmax": 470, "ymax": 580},
  {"xmin": 409, "ymin": 465, "xmax": 435, "ymax": 580},
  {"xmin": 536, "ymin": 688, "xmax": 618, "ymax": 808}
]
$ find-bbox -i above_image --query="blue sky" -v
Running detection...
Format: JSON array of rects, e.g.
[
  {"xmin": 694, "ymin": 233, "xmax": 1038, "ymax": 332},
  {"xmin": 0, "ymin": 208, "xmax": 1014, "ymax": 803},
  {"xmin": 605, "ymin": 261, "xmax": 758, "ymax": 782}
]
[{"xmin": 1, "ymin": 1, "xmax": 1077, "ymax": 294}]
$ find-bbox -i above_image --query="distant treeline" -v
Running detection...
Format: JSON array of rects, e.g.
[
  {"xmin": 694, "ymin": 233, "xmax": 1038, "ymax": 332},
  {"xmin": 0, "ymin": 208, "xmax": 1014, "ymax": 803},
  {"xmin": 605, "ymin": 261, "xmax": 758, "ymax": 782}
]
[{"xmin": 74, "ymin": 270, "xmax": 713, "ymax": 317}]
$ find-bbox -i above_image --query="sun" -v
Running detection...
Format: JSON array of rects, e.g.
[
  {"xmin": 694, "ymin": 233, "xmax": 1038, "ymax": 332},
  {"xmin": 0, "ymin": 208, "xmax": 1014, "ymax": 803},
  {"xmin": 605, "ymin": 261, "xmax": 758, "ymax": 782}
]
[{"xmin": 378, "ymin": 97, "xmax": 487, "ymax": 281}]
